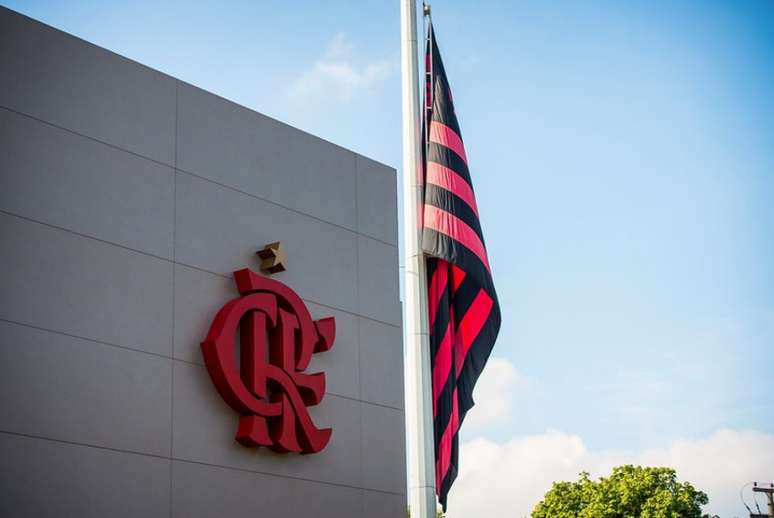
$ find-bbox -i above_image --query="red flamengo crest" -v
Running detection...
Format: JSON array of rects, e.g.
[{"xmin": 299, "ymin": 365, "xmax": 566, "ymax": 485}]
[{"xmin": 201, "ymin": 268, "xmax": 334, "ymax": 453}]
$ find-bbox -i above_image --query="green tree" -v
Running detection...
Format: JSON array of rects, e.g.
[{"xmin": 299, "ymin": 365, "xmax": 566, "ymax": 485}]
[{"xmin": 532, "ymin": 465, "xmax": 709, "ymax": 518}]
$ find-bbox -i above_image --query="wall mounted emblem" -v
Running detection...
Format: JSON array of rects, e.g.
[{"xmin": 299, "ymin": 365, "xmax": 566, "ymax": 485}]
[
  {"xmin": 256, "ymin": 241, "xmax": 286, "ymax": 274},
  {"xmin": 201, "ymin": 268, "xmax": 334, "ymax": 453}
]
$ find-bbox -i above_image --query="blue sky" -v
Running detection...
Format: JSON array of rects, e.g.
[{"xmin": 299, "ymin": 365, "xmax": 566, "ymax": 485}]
[{"xmin": 7, "ymin": 1, "xmax": 773, "ymax": 515}]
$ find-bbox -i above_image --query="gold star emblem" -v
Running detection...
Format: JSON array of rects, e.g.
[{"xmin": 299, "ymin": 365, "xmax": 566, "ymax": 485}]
[{"xmin": 256, "ymin": 242, "xmax": 286, "ymax": 274}]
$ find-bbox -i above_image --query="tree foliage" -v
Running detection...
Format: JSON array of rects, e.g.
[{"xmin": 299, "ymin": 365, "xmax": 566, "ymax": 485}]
[{"xmin": 532, "ymin": 465, "xmax": 709, "ymax": 518}]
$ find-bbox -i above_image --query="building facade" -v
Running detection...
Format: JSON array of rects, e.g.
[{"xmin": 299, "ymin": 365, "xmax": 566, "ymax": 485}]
[{"xmin": 0, "ymin": 7, "xmax": 405, "ymax": 517}]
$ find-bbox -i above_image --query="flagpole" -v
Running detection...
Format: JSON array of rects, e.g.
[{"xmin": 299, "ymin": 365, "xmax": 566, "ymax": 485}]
[{"xmin": 401, "ymin": 1, "xmax": 436, "ymax": 517}]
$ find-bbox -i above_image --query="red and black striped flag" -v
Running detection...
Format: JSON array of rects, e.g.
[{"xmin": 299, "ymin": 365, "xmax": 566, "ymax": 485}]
[{"xmin": 422, "ymin": 23, "xmax": 501, "ymax": 510}]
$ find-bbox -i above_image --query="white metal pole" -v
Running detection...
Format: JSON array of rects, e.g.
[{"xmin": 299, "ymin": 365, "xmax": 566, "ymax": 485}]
[{"xmin": 401, "ymin": 1, "xmax": 436, "ymax": 517}]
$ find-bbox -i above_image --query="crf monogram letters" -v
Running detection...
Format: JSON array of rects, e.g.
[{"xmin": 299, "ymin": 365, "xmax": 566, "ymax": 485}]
[{"xmin": 201, "ymin": 268, "xmax": 334, "ymax": 454}]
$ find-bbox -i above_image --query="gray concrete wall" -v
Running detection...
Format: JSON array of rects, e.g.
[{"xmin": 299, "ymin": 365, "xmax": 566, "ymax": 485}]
[{"xmin": 0, "ymin": 7, "xmax": 405, "ymax": 517}]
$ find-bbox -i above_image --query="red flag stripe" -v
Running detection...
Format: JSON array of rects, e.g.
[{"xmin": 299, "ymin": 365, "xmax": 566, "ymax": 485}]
[
  {"xmin": 435, "ymin": 387, "xmax": 460, "ymax": 487},
  {"xmin": 426, "ymin": 161, "xmax": 479, "ymax": 217},
  {"xmin": 451, "ymin": 264, "xmax": 467, "ymax": 293},
  {"xmin": 432, "ymin": 319, "xmax": 453, "ymax": 417},
  {"xmin": 424, "ymin": 205, "xmax": 491, "ymax": 273},
  {"xmin": 427, "ymin": 262, "xmax": 449, "ymax": 331},
  {"xmin": 454, "ymin": 288, "xmax": 495, "ymax": 377},
  {"xmin": 430, "ymin": 121, "xmax": 468, "ymax": 165}
]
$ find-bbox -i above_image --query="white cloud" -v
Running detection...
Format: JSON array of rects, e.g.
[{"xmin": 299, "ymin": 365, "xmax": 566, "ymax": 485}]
[
  {"xmin": 290, "ymin": 33, "xmax": 394, "ymax": 101},
  {"xmin": 446, "ymin": 429, "xmax": 774, "ymax": 518},
  {"xmin": 463, "ymin": 357, "xmax": 528, "ymax": 430}
]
